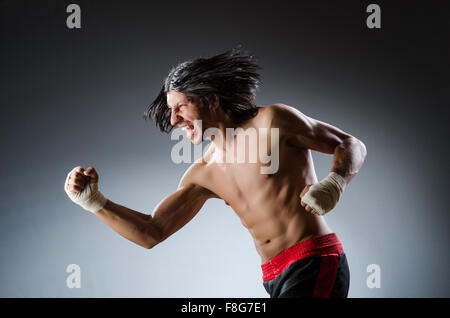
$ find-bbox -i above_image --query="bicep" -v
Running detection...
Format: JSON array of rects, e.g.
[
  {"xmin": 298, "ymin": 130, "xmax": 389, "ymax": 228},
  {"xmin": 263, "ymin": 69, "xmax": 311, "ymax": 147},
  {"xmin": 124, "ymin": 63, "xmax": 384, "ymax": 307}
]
[
  {"xmin": 275, "ymin": 104, "xmax": 352, "ymax": 154},
  {"xmin": 151, "ymin": 183, "xmax": 210, "ymax": 242}
]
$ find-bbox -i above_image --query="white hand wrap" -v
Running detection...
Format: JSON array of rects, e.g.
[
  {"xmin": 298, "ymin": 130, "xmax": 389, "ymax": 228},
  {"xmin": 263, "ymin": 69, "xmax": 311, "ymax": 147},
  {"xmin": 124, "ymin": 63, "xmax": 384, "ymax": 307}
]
[
  {"xmin": 301, "ymin": 172, "xmax": 346, "ymax": 215},
  {"xmin": 64, "ymin": 168, "xmax": 107, "ymax": 213}
]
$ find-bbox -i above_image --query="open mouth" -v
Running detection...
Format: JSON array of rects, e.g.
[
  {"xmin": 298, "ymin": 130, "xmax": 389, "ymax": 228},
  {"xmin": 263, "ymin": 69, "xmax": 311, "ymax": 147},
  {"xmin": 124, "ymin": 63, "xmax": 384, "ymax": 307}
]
[{"xmin": 181, "ymin": 125, "xmax": 195, "ymax": 139}]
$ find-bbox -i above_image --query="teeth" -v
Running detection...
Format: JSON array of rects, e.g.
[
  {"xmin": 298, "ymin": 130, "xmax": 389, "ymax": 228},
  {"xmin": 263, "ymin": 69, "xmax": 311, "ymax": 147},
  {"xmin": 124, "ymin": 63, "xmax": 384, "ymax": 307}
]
[{"xmin": 181, "ymin": 124, "xmax": 193, "ymax": 131}]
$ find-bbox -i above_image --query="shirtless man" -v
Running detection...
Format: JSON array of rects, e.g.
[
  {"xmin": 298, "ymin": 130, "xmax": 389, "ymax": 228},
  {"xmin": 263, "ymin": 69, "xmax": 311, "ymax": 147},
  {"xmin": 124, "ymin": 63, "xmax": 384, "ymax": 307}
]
[{"xmin": 64, "ymin": 48, "xmax": 367, "ymax": 298}]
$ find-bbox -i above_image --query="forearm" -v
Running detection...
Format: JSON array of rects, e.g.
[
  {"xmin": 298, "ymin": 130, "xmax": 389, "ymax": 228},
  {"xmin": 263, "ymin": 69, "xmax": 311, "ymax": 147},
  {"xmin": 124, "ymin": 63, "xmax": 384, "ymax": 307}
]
[
  {"xmin": 94, "ymin": 200, "xmax": 161, "ymax": 249},
  {"xmin": 331, "ymin": 137, "xmax": 367, "ymax": 184}
]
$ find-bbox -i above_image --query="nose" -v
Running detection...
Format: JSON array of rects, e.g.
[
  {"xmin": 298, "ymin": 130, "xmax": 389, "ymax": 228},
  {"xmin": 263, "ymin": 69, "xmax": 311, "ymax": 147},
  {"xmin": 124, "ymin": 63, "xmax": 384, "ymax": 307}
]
[{"xmin": 170, "ymin": 108, "xmax": 182, "ymax": 126}]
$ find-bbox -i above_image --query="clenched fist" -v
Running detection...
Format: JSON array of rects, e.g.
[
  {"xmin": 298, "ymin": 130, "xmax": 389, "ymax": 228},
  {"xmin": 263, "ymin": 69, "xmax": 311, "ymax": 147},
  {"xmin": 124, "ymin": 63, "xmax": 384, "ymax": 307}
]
[
  {"xmin": 64, "ymin": 166, "xmax": 107, "ymax": 213},
  {"xmin": 300, "ymin": 172, "xmax": 346, "ymax": 216}
]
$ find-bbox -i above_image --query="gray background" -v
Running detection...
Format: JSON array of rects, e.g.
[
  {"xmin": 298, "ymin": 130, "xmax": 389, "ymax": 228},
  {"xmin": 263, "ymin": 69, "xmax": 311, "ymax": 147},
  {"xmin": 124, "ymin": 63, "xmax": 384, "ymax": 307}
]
[{"xmin": 1, "ymin": 0, "xmax": 449, "ymax": 297}]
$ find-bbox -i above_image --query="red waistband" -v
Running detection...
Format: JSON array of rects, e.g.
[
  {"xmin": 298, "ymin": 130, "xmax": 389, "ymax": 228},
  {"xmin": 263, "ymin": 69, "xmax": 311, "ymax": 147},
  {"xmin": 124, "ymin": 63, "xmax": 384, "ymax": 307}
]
[{"xmin": 261, "ymin": 233, "xmax": 344, "ymax": 282}]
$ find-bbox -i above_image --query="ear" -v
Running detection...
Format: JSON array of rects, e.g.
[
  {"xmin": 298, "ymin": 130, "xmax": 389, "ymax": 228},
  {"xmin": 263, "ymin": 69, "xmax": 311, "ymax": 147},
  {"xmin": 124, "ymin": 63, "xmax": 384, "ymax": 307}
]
[{"xmin": 209, "ymin": 94, "xmax": 220, "ymax": 110}]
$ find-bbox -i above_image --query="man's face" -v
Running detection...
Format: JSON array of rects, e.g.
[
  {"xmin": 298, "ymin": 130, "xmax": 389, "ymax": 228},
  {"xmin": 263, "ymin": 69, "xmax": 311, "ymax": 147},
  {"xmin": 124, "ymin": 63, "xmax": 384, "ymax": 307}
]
[{"xmin": 167, "ymin": 91, "xmax": 207, "ymax": 144}]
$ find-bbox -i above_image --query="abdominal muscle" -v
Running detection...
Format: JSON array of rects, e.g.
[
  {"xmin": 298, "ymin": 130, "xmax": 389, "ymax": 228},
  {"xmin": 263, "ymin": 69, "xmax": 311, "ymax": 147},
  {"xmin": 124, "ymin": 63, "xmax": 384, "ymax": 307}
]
[
  {"xmin": 249, "ymin": 207, "xmax": 333, "ymax": 263},
  {"xmin": 234, "ymin": 192, "xmax": 333, "ymax": 263}
]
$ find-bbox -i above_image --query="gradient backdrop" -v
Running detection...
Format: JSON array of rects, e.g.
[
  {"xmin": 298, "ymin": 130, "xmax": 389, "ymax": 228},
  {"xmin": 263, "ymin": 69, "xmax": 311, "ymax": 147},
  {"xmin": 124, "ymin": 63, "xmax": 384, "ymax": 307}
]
[{"xmin": 1, "ymin": 0, "xmax": 449, "ymax": 297}]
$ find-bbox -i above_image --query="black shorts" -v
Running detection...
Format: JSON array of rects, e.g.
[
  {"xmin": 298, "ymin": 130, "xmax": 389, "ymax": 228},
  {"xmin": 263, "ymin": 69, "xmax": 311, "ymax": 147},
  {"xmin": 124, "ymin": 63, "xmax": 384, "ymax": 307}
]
[{"xmin": 261, "ymin": 233, "xmax": 350, "ymax": 298}]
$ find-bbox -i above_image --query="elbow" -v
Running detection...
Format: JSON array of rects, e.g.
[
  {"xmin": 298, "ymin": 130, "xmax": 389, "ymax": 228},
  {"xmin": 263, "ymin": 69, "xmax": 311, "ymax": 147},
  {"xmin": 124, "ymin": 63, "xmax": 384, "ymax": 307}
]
[
  {"xmin": 358, "ymin": 139, "xmax": 367, "ymax": 160},
  {"xmin": 143, "ymin": 242, "xmax": 157, "ymax": 250},
  {"xmin": 142, "ymin": 236, "xmax": 161, "ymax": 250},
  {"xmin": 351, "ymin": 137, "xmax": 367, "ymax": 163},
  {"xmin": 342, "ymin": 136, "xmax": 367, "ymax": 159},
  {"xmin": 142, "ymin": 224, "xmax": 163, "ymax": 250}
]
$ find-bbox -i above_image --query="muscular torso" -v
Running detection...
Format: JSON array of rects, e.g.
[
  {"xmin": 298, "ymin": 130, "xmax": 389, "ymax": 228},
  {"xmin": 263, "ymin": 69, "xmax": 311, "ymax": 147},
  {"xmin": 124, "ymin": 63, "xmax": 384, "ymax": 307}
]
[{"xmin": 194, "ymin": 105, "xmax": 332, "ymax": 263}]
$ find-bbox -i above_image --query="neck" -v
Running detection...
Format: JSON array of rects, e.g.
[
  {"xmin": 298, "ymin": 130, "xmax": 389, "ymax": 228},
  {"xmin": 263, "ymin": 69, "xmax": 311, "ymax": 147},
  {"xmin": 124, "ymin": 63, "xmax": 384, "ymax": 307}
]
[
  {"xmin": 205, "ymin": 111, "xmax": 241, "ymax": 152},
  {"xmin": 206, "ymin": 107, "xmax": 258, "ymax": 152}
]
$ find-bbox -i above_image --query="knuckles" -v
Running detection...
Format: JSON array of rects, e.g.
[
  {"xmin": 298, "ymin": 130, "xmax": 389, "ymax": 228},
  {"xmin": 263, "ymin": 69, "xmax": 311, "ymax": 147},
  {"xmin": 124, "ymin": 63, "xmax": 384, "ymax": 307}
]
[{"xmin": 66, "ymin": 166, "xmax": 98, "ymax": 193}]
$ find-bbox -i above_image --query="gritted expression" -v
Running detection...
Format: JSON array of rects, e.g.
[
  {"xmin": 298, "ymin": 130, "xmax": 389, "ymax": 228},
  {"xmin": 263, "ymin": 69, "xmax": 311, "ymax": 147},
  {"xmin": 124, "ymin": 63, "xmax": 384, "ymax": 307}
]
[{"xmin": 167, "ymin": 91, "xmax": 214, "ymax": 144}]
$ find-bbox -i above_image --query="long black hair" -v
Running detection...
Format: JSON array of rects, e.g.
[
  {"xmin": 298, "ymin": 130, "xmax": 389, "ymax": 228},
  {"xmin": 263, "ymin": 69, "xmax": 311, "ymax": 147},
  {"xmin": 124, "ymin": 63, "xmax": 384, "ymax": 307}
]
[{"xmin": 144, "ymin": 46, "xmax": 263, "ymax": 133}]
